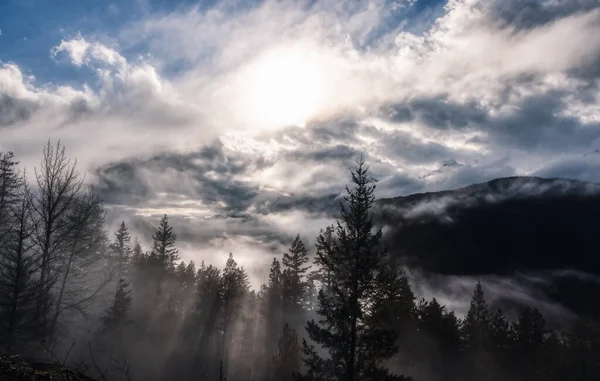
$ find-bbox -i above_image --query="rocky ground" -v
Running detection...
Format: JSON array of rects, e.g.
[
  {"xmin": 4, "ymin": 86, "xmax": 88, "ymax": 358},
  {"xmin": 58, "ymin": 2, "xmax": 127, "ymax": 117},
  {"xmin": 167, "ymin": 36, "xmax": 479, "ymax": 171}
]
[{"xmin": 0, "ymin": 356, "xmax": 95, "ymax": 381}]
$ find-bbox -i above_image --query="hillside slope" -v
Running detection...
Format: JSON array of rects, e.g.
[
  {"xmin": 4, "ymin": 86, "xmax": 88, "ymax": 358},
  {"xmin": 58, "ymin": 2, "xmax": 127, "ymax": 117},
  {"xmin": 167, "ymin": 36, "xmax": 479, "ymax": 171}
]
[{"xmin": 376, "ymin": 176, "xmax": 600, "ymax": 317}]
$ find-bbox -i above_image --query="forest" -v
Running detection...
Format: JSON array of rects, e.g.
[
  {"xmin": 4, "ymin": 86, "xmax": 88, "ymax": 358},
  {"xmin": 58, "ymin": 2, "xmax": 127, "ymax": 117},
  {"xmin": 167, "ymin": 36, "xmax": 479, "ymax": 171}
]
[{"xmin": 0, "ymin": 141, "xmax": 599, "ymax": 381}]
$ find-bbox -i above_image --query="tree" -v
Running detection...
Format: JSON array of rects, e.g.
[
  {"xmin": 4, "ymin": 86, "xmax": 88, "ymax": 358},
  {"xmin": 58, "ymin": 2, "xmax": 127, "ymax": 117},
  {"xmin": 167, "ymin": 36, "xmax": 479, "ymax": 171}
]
[
  {"xmin": 49, "ymin": 189, "xmax": 109, "ymax": 337},
  {"xmin": 461, "ymin": 282, "xmax": 493, "ymax": 380},
  {"xmin": 30, "ymin": 140, "xmax": 85, "ymax": 336},
  {"xmin": 282, "ymin": 235, "xmax": 310, "ymax": 328},
  {"xmin": 110, "ymin": 221, "xmax": 133, "ymax": 275},
  {"xmin": 259, "ymin": 258, "xmax": 285, "ymax": 379},
  {"xmin": 311, "ymin": 226, "xmax": 335, "ymax": 288},
  {"xmin": 191, "ymin": 262, "xmax": 222, "ymax": 377},
  {"xmin": 0, "ymin": 152, "xmax": 21, "ymax": 250},
  {"xmin": 511, "ymin": 306, "xmax": 547, "ymax": 379},
  {"xmin": 299, "ymin": 158, "xmax": 411, "ymax": 381},
  {"xmin": 219, "ymin": 253, "xmax": 250, "ymax": 379},
  {"xmin": 102, "ymin": 277, "xmax": 132, "ymax": 333},
  {"xmin": 0, "ymin": 178, "xmax": 38, "ymax": 353},
  {"xmin": 273, "ymin": 324, "xmax": 301, "ymax": 381},
  {"xmin": 149, "ymin": 214, "xmax": 179, "ymax": 303},
  {"xmin": 151, "ymin": 214, "xmax": 179, "ymax": 269},
  {"xmin": 461, "ymin": 282, "xmax": 490, "ymax": 346}
]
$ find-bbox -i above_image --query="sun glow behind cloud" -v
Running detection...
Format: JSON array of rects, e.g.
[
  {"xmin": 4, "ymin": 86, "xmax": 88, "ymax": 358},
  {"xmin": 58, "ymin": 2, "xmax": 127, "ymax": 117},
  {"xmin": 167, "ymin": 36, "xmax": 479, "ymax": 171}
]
[{"xmin": 236, "ymin": 44, "xmax": 330, "ymax": 129}]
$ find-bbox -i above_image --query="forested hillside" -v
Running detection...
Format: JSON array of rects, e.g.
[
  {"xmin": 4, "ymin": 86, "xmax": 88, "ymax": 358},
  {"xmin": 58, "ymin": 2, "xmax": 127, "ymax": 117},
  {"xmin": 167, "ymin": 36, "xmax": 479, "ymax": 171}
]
[{"xmin": 1, "ymin": 142, "xmax": 599, "ymax": 381}]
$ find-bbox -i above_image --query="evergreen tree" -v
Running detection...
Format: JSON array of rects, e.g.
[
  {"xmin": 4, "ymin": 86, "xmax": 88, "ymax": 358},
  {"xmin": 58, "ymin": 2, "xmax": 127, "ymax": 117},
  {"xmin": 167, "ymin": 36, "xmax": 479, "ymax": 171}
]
[
  {"xmin": 131, "ymin": 238, "xmax": 145, "ymax": 267},
  {"xmin": 219, "ymin": 253, "xmax": 250, "ymax": 378},
  {"xmin": 0, "ymin": 152, "xmax": 21, "ymax": 248},
  {"xmin": 565, "ymin": 318, "xmax": 600, "ymax": 381},
  {"xmin": 282, "ymin": 235, "xmax": 310, "ymax": 328},
  {"xmin": 110, "ymin": 221, "xmax": 133, "ymax": 274},
  {"xmin": 299, "ymin": 158, "xmax": 411, "ymax": 381},
  {"xmin": 310, "ymin": 226, "xmax": 335, "ymax": 288},
  {"xmin": 191, "ymin": 262, "xmax": 223, "ymax": 377},
  {"xmin": 490, "ymin": 309, "xmax": 510, "ymax": 351},
  {"xmin": 150, "ymin": 214, "xmax": 179, "ymax": 300},
  {"xmin": 461, "ymin": 282, "xmax": 490, "ymax": 346},
  {"xmin": 265, "ymin": 259, "xmax": 283, "ymax": 335},
  {"xmin": 102, "ymin": 277, "xmax": 133, "ymax": 333},
  {"xmin": 511, "ymin": 306, "xmax": 547, "ymax": 379},
  {"xmin": 152, "ymin": 214, "xmax": 180, "ymax": 268},
  {"xmin": 461, "ymin": 281, "xmax": 493, "ymax": 380},
  {"xmin": 273, "ymin": 323, "xmax": 301, "ymax": 381},
  {"xmin": 259, "ymin": 258, "xmax": 284, "ymax": 379}
]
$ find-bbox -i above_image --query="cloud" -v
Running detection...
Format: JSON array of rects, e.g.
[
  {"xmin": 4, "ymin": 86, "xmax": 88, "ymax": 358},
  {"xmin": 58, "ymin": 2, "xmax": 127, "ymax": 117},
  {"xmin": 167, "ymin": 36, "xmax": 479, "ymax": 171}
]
[{"xmin": 1, "ymin": 0, "xmax": 600, "ymax": 288}]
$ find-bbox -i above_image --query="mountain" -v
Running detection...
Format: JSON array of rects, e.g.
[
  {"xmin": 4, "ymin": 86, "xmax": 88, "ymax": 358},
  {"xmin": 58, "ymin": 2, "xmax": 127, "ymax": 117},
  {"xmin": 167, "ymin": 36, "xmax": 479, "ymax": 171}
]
[{"xmin": 375, "ymin": 176, "xmax": 600, "ymax": 318}]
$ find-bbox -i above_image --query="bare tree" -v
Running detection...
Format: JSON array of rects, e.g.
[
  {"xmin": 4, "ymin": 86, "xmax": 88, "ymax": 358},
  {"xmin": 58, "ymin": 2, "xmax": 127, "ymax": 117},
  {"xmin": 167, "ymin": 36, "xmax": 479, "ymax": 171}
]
[{"xmin": 49, "ymin": 189, "xmax": 110, "ymax": 337}]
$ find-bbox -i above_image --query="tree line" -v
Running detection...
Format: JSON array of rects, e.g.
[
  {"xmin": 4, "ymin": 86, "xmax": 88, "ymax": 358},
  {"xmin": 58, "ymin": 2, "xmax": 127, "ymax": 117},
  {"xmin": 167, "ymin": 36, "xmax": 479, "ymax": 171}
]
[{"xmin": 0, "ymin": 142, "xmax": 599, "ymax": 381}]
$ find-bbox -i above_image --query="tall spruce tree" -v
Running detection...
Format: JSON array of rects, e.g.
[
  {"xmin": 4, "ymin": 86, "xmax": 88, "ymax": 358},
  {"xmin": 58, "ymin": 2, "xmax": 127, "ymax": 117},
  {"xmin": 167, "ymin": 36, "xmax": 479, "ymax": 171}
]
[
  {"xmin": 0, "ymin": 152, "xmax": 21, "ymax": 249},
  {"xmin": 299, "ymin": 158, "xmax": 411, "ymax": 381},
  {"xmin": 462, "ymin": 282, "xmax": 491, "ymax": 346},
  {"xmin": 282, "ymin": 235, "xmax": 310, "ymax": 327},
  {"xmin": 461, "ymin": 281, "xmax": 493, "ymax": 380},
  {"xmin": 149, "ymin": 214, "xmax": 179, "ymax": 300},
  {"xmin": 152, "ymin": 214, "xmax": 180, "ymax": 269},
  {"xmin": 110, "ymin": 221, "xmax": 133, "ymax": 275},
  {"xmin": 219, "ymin": 253, "xmax": 250, "ymax": 378}
]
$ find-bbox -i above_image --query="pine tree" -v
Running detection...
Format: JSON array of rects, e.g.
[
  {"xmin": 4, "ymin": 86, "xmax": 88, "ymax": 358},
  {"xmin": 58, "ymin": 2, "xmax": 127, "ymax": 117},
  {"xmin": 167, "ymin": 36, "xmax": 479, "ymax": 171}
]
[
  {"xmin": 461, "ymin": 282, "xmax": 490, "ymax": 346},
  {"xmin": 261, "ymin": 258, "xmax": 284, "ymax": 378},
  {"xmin": 511, "ymin": 306, "xmax": 547, "ymax": 379},
  {"xmin": 461, "ymin": 281, "xmax": 493, "ymax": 380},
  {"xmin": 490, "ymin": 308, "xmax": 510, "ymax": 351},
  {"xmin": 150, "ymin": 214, "xmax": 179, "ymax": 298},
  {"xmin": 0, "ymin": 152, "xmax": 21, "ymax": 248},
  {"xmin": 282, "ymin": 235, "xmax": 310, "ymax": 327},
  {"xmin": 131, "ymin": 238, "xmax": 144, "ymax": 267},
  {"xmin": 299, "ymin": 158, "xmax": 411, "ymax": 381},
  {"xmin": 110, "ymin": 221, "xmax": 133, "ymax": 274},
  {"xmin": 191, "ymin": 262, "xmax": 222, "ymax": 377},
  {"xmin": 265, "ymin": 257, "xmax": 284, "ymax": 330},
  {"xmin": 273, "ymin": 323, "xmax": 301, "ymax": 381},
  {"xmin": 102, "ymin": 277, "xmax": 133, "ymax": 333},
  {"xmin": 219, "ymin": 253, "xmax": 250, "ymax": 378},
  {"xmin": 310, "ymin": 226, "xmax": 335, "ymax": 288},
  {"xmin": 151, "ymin": 214, "xmax": 180, "ymax": 267}
]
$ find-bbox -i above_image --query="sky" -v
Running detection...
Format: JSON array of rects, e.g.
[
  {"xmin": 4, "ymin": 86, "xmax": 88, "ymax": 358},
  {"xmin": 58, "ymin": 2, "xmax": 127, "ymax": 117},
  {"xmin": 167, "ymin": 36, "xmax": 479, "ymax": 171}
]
[{"xmin": 1, "ymin": 0, "xmax": 600, "ymax": 293}]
